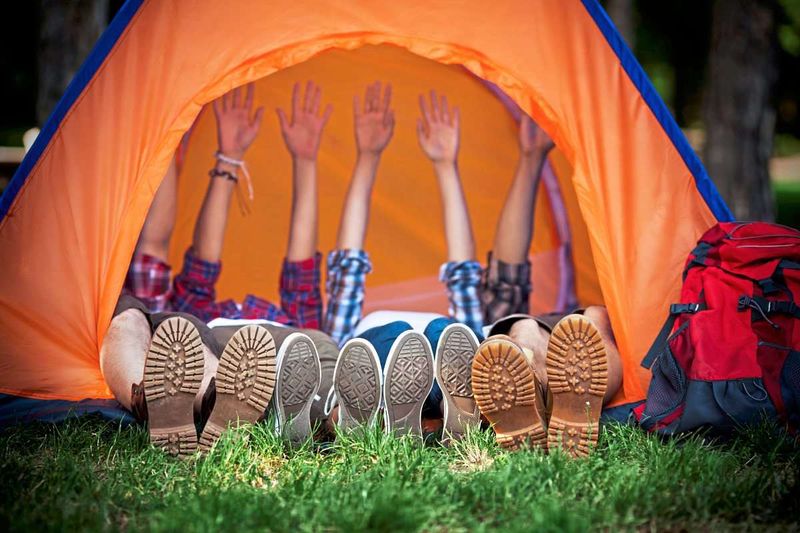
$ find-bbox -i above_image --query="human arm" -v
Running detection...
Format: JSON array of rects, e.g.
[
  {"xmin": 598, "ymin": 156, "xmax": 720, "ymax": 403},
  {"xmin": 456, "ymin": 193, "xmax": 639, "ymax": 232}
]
[
  {"xmin": 276, "ymin": 81, "xmax": 333, "ymax": 261},
  {"xmin": 135, "ymin": 156, "xmax": 178, "ymax": 262},
  {"xmin": 192, "ymin": 83, "xmax": 264, "ymax": 262},
  {"xmin": 491, "ymin": 115, "xmax": 554, "ymax": 264},
  {"xmin": 417, "ymin": 90, "xmax": 475, "ymax": 262},
  {"xmin": 335, "ymin": 81, "xmax": 395, "ymax": 250}
]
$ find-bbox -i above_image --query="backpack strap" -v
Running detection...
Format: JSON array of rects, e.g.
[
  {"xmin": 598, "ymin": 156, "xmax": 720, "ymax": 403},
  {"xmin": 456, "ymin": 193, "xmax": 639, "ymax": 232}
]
[
  {"xmin": 683, "ymin": 242, "xmax": 712, "ymax": 281},
  {"xmin": 738, "ymin": 295, "xmax": 800, "ymax": 321},
  {"xmin": 642, "ymin": 303, "xmax": 706, "ymax": 369}
]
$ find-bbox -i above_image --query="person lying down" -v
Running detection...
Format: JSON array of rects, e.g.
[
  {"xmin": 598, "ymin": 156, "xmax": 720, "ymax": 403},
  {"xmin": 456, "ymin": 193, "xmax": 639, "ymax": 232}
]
[{"xmin": 102, "ymin": 81, "xmax": 622, "ymax": 459}]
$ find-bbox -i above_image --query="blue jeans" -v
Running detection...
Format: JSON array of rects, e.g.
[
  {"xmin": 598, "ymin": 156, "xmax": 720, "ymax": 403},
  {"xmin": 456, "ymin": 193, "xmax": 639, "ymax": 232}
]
[{"xmin": 358, "ymin": 317, "xmax": 484, "ymax": 418}]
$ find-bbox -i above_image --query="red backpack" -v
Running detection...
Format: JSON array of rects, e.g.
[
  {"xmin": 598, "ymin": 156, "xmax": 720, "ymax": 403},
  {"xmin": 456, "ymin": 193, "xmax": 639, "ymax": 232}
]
[{"xmin": 634, "ymin": 222, "xmax": 800, "ymax": 435}]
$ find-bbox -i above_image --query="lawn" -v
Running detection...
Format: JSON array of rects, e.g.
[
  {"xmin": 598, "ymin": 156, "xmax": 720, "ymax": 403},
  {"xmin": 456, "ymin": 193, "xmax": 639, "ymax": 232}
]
[{"xmin": 1, "ymin": 417, "xmax": 798, "ymax": 532}]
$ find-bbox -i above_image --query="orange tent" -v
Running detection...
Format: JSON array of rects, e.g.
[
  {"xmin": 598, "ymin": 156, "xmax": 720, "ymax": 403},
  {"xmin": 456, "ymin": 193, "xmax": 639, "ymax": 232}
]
[{"xmin": 0, "ymin": 0, "xmax": 732, "ymax": 416}]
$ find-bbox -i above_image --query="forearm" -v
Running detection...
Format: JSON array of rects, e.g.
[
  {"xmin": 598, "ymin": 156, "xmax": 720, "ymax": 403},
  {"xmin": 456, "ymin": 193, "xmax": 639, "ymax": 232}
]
[
  {"xmin": 136, "ymin": 158, "xmax": 178, "ymax": 261},
  {"xmin": 192, "ymin": 161, "xmax": 237, "ymax": 263},
  {"xmin": 336, "ymin": 152, "xmax": 380, "ymax": 250},
  {"xmin": 434, "ymin": 161, "xmax": 475, "ymax": 262},
  {"xmin": 492, "ymin": 151, "xmax": 548, "ymax": 264},
  {"xmin": 286, "ymin": 158, "xmax": 318, "ymax": 261}
]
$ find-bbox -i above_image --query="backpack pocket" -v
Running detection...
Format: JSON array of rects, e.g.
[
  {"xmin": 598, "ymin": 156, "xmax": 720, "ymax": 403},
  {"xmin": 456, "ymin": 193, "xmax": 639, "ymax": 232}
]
[{"xmin": 639, "ymin": 321, "xmax": 690, "ymax": 432}]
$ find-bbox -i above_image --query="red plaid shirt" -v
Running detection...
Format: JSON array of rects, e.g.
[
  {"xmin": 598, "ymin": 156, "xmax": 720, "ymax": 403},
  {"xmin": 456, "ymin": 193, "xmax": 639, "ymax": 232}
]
[
  {"xmin": 124, "ymin": 248, "xmax": 322, "ymax": 328},
  {"xmin": 122, "ymin": 253, "xmax": 172, "ymax": 312}
]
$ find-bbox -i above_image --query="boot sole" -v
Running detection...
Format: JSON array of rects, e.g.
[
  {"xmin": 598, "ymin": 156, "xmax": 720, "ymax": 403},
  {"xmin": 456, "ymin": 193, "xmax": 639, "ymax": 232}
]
[
  {"xmin": 546, "ymin": 315, "xmax": 607, "ymax": 458},
  {"xmin": 274, "ymin": 333, "xmax": 321, "ymax": 443},
  {"xmin": 144, "ymin": 317, "xmax": 205, "ymax": 458},
  {"xmin": 383, "ymin": 331, "xmax": 434, "ymax": 438},
  {"xmin": 435, "ymin": 324, "xmax": 480, "ymax": 442},
  {"xmin": 334, "ymin": 339, "xmax": 382, "ymax": 430},
  {"xmin": 198, "ymin": 325, "xmax": 276, "ymax": 452},
  {"xmin": 472, "ymin": 337, "xmax": 545, "ymax": 451}
]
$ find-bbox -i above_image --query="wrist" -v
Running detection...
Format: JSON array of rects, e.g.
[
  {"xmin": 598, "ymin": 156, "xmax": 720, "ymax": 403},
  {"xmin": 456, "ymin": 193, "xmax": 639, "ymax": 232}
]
[
  {"xmin": 356, "ymin": 151, "xmax": 381, "ymax": 166},
  {"xmin": 214, "ymin": 160, "xmax": 240, "ymax": 175},
  {"xmin": 432, "ymin": 159, "xmax": 457, "ymax": 175},
  {"xmin": 292, "ymin": 155, "xmax": 317, "ymax": 165},
  {"xmin": 293, "ymin": 157, "xmax": 317, "ymax": 178},
  {"xmin": 217, "ymin": 147, "xmax": 245, "ymax": 161}
]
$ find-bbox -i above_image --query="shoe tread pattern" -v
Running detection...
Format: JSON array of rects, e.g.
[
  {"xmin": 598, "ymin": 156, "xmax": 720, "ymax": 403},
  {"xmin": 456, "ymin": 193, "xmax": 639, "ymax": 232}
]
[
  {"xmin": 546, "ymin": 317, "xmax": 607, "ymax": 397},
  {"xmin": 472, "ymin": 341, "xmax": 536, "ymax": 415},
  {"xmin": 215, "ymin": 325, "xmax": 277, "ymax": 413},
  {"xmin": 279, "ymin": 338, "xmax": 320, "ymax": 406},
  {"xmin": 338, "ymin": 344, "xmax": 380, "ymax": 411},
  {"xmin": 546, "ymin": 316, "xmax": 607, "ymax": 458},
  {"xmin": 439, "ymin": 329, "xmax": 476, "ymax": 397},
  {"xmin": 388, "ymin": 337, "xmax": 432, "ymax": 405},
  {"xmin": 144, "ymin": 317, "xmax": 204, "ymax": 457},
  {"xmin": 144, "ymin": 317, "xmax": 204, "ymax": 401}
]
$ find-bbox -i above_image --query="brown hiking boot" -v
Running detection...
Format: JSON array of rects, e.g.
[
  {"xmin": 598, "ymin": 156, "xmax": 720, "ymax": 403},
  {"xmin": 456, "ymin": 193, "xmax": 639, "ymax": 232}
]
[
  {"xmin": 273, "ymin": 332, "xmax": 321, "ymax": 443},
  {"xmin": 198, "ymin": 325, "xmax": 277, "ymax": 452},
  {"xmin": 143, "ymin": 316, "xmax": 205, "ymax": 458},
  {"xmin": 435, "ymin": 323, "xmax": 481, "ymax": 442},
  {"xmin": 545, "ymin": 314, "xmax": 608, "ymax": 458},
  {"xmin": 472, "ymin": 336, "xmax": 546, "ymax": 451}
]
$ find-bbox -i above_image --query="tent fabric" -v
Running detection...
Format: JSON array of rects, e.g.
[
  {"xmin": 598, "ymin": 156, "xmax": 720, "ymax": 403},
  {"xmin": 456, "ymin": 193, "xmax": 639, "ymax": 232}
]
[
  {"xmin": 171, "ymin": 45, "xmax": 576, "ymax": 317},
  {"xmin": 0, "ymin": 0, "xmax": 729, "ymax": 408}
]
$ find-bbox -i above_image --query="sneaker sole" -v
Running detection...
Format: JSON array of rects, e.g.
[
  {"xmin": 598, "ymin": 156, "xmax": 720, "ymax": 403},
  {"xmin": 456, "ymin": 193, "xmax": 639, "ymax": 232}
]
[
  {"xmin": 435, "ymin": 324, "xmax": 480, "ymax": 442},
  {"xmin": 546, "ymin": 315, "xmax": 607, "ymax": 458},
  {"xmin": 472, "ymin": 337, "xmax": 545, "ymax": 451},
  {"xmin": 198, "ymin": 325, "xmax": 276, "ymax": 452},
  {"xmin": 383, "ymin": 331, "xmax": 434, "ymax": 438},
  {"xmin": 144, "ymin": 317, "xmax": 205, "ymax": 458},
  {"xmin": 334, "ymin": 339, "xmax": 382, "ymax": 430},
  {"xmin": 274, "ymin": 333, "xmax": 321, "ymax": 443}
]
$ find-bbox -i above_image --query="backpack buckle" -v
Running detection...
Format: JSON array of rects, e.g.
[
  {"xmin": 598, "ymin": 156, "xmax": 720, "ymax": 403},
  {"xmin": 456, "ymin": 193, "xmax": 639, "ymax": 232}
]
[{"xmin": 670, "ymin": 303, "xmax": 702, "ymax": 314}]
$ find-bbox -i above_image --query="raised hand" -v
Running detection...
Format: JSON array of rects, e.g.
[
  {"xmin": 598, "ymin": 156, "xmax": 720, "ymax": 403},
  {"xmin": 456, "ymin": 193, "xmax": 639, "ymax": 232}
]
[
  {"xmin": 416, "ymin": 90, "xmax": 460, "ymax": 165},
  {"xmin": 277, "ymin": 81, "xmax": 333, "ymax": 161},
  {"xmin": 212, "ymin": 83, "xmax": 265, "ymax": 160},
  {"xmin": 519, "ymin": 114, "xmax": 554, "ymax": 156},
  {"xmin": 354, "ymin": 82, "xmax": 395, "ymax": 156}
]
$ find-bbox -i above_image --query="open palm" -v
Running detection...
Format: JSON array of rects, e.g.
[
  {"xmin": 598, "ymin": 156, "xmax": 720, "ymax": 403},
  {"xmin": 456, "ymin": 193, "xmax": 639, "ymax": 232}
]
[
  {"xmin": 354, "ymin": 81, "xmax": 395, "ymax": 155},
  {"xmin": 277, "ymin": 81, "xmax": 333, "ymax": 161},
  {"xmin": 417, "ymin": 90, "xmax": 459, "ymax": 164},
  {"xmin": 212, "ymin": 83, "xmax": 264, "ymax": 159}
]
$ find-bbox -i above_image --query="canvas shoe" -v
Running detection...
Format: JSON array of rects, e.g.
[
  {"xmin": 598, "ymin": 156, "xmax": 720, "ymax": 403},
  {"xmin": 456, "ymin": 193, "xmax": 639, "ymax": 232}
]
[
  {"xmin": 273, "ymin": 332, "xmax": 321, "ymax": 443},
  {"xmin": 143, "ymin": 316, "xmax": 206, "ymax": 458},
  {"xmin": 545, "ymin": 314, "xmax": 607, "ymax": 458},
  {"xmin": 198, "ymin": 325, "xmax": 277, "ymax": 452},
  {"xmin": 383, "ymin": 331, "xmax": 435, "ymax": 438},
  {"xmin": 434, "ymin": 323, "xmax": 481, "ymax": 442},
  {"xmin": 333, "ymin": 338, "xmax": 383, "ymax": 430},
  {"xmin": 472, "ymin": 335, "xmax": 546, "ymax": 451}
]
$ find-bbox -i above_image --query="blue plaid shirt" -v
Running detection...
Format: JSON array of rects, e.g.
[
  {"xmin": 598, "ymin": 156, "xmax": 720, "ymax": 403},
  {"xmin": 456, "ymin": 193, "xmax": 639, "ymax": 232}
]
[
  {"xmin": 324, "ymin": 251, "xmax": 484, "ymax": 346},
  {"xmin": 324, "ymin": 249, "xmax": 373, "ymax": 345},
  {"xmin": 439, "ymin": 260, "xmax": 484, "ymax": 333}
]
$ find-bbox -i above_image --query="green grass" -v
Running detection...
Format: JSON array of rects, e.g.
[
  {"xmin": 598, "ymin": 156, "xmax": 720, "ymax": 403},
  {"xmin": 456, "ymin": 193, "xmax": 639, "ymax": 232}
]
[{"xmin": 1, "ymin": 418, "xmax": 798, "ymax": 532}]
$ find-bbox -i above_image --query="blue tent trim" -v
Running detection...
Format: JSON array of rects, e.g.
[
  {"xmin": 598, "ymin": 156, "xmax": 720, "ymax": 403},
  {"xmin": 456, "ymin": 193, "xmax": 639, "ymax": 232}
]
[
  {"xmin": 0, "ymin": 0, "xmax": 145, "ymax": 223},
  {"xmin": 580, "ymin": 0, "xmax": 734, "ymax": 222}
]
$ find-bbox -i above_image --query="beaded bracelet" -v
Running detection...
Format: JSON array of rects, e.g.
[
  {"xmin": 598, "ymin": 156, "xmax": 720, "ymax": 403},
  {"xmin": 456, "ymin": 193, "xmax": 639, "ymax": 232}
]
[{"xmin": 215, "ymin": 151, "xmax": 254, "ymax": 201}]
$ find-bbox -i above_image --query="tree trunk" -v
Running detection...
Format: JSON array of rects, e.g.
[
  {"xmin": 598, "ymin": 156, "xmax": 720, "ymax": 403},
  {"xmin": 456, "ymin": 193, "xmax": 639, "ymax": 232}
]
[
  {"xmin": 606, "ymin": 0, "xmax": 635, "ymax": 49},
  {"xmin": 37, "ymin": 0, "xmax": 108, "ymax": 125},
  {"xmin": 703, "ymin": 0, "xmax": 778, "ymax": 221}
]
